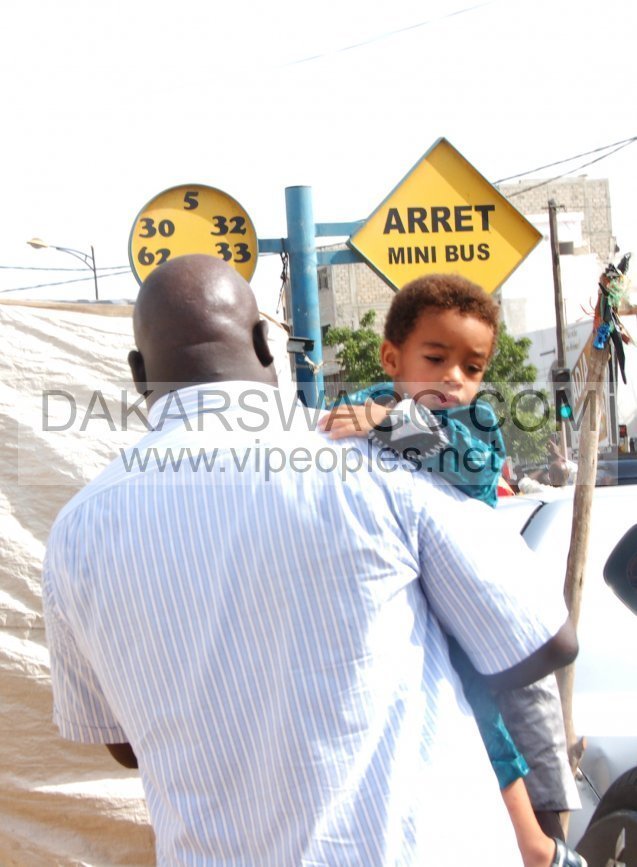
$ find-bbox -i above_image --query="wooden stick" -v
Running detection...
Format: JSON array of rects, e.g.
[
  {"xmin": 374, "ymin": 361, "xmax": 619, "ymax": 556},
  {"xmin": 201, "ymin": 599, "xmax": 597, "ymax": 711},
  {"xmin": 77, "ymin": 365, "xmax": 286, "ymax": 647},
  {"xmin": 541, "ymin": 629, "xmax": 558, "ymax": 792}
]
[{"xmin": 556, "ymin": 341, "xmax": 610, "ymax": 773}]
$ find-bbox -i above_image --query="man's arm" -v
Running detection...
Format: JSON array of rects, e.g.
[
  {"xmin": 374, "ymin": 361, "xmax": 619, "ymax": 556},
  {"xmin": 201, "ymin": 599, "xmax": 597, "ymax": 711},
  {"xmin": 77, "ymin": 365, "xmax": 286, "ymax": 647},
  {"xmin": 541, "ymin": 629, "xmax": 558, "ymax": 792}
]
[
  {"xmin": 42, "ymin": 560, "xmax": 134, "ymax": 759},
  {"xmin": 106, "ymin": 742, "xmax": 138, "ymax": 769},
  {"xmin": 415, "ymin": 484, "xmax": 577, "ymax": 688},
  {"xmin": 482, "ymin": 617, "xmax": 578, "ymax": 692}
]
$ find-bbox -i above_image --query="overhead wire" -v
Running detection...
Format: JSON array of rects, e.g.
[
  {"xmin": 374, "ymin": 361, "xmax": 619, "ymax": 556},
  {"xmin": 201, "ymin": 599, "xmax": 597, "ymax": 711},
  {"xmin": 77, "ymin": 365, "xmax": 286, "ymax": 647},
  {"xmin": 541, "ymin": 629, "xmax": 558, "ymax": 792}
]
[
  {"xmin": 0, "ymin": 269, "xmax": 131, "ymax": 294},
  {"xmin": 0, "ymin": 264, "xmax": 130, "ymax": 272},
  {"xmin": 494, "ymin": 136, "xmax": 637, "ymax": 184},
  {"xmin": 496, "ymin": 137, "xmax": 637, "ymax": 197},
  {"xmin": 283, "ymin": 1, "xmax": 494, "ymax": 66}
]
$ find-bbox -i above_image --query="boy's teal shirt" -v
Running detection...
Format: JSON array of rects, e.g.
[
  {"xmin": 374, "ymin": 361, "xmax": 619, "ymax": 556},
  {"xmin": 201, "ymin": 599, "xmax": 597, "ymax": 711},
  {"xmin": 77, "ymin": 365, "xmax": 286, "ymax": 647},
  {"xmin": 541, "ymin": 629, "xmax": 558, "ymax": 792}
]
[{"xmin": 345, "ymin": 382, "xmax": 506, "ymax": 507}]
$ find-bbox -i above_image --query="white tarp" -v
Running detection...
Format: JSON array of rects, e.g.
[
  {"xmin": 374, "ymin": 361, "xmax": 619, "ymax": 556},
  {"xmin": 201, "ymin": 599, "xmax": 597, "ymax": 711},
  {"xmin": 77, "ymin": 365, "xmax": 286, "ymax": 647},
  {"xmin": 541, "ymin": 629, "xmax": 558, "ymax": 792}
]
[
  {"xmin": 1, "ymin": 300, "xmax": 154, "ymax": 866},
  {"xmin": 0, "ymin": 297, "xmax": 293, "ymax": 866}
]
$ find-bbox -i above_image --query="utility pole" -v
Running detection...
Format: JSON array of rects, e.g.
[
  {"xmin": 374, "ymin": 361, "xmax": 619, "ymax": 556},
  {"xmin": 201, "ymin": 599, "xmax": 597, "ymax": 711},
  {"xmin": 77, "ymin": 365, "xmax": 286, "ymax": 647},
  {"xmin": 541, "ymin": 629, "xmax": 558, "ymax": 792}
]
[
  {"xmin": 90, "ymin": 246, "xmax": 99, "ymax": 301},
  {"xmin": 284, "ymin": 186, "xmax": 324, "ymax": 406},
  {"xmin": 548, "ymin": 199, "xmax": 570, "ymax": 457}
]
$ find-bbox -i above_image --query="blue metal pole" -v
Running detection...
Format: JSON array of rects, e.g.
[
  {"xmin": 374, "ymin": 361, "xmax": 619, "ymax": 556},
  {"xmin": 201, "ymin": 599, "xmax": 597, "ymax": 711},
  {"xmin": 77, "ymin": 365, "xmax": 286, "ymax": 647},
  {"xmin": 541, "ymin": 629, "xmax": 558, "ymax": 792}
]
[{"xmin": 285, "ymin": 186, "xmax": 324, "ymax": 406}]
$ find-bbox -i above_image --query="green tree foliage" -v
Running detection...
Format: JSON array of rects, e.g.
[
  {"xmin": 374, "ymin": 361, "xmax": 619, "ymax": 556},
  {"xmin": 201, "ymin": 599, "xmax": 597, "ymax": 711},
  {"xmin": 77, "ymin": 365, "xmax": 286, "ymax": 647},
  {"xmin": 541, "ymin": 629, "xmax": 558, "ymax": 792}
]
[
  {"xmin": 484, "ymin": 325, "xmax": 552, "ymax": 465},
  {"xmin": 323, "ymin": 309, "xmax": 386, "ymax": 385},
  {"xmin": 485, "ymin": 326, "xmax": 536, "ymax": 385}
]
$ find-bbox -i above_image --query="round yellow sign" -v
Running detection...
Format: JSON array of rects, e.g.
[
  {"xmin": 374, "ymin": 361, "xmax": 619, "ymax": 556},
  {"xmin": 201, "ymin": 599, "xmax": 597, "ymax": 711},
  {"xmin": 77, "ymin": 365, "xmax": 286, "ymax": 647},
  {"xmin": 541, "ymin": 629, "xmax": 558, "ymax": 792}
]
[{"xmin": 128, "ymin": 184, "xmax": 258, "ymax": 285}]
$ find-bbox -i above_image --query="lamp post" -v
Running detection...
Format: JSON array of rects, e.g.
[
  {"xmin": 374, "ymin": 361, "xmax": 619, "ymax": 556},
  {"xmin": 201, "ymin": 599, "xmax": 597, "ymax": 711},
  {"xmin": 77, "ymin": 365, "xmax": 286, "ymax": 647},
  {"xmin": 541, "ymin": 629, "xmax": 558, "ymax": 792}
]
[{"xmin": 27, "ymin": 237, "xmax": 99, "ymax": 300}]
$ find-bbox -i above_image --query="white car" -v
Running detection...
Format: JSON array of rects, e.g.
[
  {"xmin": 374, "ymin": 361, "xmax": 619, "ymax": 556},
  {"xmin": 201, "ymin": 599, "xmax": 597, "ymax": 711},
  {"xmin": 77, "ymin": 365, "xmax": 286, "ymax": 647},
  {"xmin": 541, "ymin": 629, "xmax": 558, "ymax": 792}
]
[{"xmin": 496, "ymin": 484, "xmax": 637, "ymax": 864}]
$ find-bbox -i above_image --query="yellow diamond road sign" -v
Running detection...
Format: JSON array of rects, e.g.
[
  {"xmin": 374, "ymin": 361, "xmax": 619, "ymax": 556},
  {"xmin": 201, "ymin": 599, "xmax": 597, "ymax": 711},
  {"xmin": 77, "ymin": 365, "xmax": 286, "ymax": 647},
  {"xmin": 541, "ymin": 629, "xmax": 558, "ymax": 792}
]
[{"xmin": 348, "ymin": 138, "xmax": 541, "ymax": 294}]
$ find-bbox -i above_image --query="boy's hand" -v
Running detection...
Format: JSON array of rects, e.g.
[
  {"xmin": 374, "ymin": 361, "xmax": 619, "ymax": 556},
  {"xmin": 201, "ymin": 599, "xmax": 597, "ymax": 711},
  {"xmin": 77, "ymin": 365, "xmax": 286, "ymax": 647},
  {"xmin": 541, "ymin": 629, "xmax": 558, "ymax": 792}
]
[{"xmin": 318, "ymin": 402, "xmax": 391, "ymax": 440}]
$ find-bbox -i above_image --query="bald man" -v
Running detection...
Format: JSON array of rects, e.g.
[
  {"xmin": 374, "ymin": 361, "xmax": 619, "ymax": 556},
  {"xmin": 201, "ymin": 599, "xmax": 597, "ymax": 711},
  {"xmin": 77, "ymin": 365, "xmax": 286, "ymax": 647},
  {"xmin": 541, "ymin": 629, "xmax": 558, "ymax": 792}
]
[
  {"xmin": 43, "ymin": 255, "xmax": 576, "ymax": 866},
  {"xmin": 128, "ymin": 253, "xmax": 276, "ymax": 401}
]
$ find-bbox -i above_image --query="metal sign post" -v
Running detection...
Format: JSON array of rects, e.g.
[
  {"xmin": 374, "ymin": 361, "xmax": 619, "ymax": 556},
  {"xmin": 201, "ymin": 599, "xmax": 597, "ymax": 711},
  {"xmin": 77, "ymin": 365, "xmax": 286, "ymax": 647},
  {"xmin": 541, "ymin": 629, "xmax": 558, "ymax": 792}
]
[
  {"xmin": 259, "ymin": 192, "xmax": 363, "ymax": 407},
  {"xmin": 284, "ymin": 186, "xmax": 324, "ymax": 406}
]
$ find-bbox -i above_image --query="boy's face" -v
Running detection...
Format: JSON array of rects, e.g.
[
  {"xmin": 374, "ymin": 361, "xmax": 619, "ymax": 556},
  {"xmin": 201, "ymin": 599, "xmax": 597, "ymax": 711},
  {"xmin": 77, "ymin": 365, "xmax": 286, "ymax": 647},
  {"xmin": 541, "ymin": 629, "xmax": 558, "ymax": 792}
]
[{"xmin": 380, "ymin": 308, "xmax": 495, "ymax": 409}]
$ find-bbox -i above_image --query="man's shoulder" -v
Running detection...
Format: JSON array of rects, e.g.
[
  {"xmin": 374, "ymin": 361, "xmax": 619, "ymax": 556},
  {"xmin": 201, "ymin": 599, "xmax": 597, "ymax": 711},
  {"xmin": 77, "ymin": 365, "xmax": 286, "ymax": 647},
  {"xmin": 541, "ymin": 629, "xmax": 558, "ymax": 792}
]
[{"xmin": 49, "ymin": 443, "xmax": 144, "ymax": 534}]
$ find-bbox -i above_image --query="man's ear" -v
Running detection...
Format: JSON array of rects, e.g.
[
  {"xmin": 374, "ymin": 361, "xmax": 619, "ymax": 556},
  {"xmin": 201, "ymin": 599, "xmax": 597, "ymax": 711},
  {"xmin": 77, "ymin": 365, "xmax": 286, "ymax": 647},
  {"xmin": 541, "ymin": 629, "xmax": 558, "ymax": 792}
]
[
  {"xmin": 128, "ymin": 350, "xmax": 147, "ymax": 396},
  {"xmin": 253, "ymin": 320, "xmax": 275, "ymax": 368},
  {"xmin": 380, "ymin": 340, "xmax": 400, "ymax": 377}
]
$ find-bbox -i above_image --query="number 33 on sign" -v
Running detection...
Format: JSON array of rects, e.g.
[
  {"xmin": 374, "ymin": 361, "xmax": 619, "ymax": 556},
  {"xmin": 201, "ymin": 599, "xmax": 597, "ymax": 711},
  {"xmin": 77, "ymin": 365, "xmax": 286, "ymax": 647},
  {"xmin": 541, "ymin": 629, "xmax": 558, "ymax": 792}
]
[{"xmin": 128, "ymin": 184, "xmax": 258, "ymax": 284}]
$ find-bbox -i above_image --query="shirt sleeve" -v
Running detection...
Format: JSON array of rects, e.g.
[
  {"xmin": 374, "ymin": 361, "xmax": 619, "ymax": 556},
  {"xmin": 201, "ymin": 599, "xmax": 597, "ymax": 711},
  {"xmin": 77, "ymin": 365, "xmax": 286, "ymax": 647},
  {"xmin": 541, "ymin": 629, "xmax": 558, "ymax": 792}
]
[
  {"xmin": 42, "ymin": 555, "xmax": 127, "ymax": 745},
  {"xmin": 414, "ymin": 480, "xmax": 568, "ymax": 675}
]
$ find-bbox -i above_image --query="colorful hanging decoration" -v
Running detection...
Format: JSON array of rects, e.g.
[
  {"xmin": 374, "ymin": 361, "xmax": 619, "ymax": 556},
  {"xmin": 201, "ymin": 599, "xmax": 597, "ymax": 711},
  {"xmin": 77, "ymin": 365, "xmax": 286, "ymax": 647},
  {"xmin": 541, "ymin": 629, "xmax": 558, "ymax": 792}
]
[{"xmin": 593, "ymin": 253, "xmax": 633, "ymax": 383}]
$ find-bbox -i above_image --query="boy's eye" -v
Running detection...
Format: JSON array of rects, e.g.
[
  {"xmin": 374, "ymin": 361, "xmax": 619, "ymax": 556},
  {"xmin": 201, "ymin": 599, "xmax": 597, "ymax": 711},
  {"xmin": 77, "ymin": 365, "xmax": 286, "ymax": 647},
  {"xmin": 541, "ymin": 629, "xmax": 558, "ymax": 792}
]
[
  {"xmin": 424, "ymin": 356, "xmax": 443, "ymax": 364},
  {"xmin": 467, "ymin": 365, "xmax": 484, "ymax": 374}
]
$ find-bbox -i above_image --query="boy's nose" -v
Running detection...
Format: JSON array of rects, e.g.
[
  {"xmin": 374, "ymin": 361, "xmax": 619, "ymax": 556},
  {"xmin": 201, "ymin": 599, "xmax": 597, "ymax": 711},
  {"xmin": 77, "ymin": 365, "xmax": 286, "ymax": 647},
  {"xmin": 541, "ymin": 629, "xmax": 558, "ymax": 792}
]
[{"xmin": 442, "ymin": 365, "xmax": 462, "ymax": 383}]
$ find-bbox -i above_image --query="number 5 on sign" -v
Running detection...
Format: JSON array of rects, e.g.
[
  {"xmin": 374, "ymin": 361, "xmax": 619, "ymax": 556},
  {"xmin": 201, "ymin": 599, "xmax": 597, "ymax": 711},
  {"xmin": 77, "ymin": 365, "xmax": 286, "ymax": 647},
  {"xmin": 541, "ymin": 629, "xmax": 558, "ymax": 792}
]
[{"xmin": 128, "ymin": 183, "xmax": 258, "ymax": 285}]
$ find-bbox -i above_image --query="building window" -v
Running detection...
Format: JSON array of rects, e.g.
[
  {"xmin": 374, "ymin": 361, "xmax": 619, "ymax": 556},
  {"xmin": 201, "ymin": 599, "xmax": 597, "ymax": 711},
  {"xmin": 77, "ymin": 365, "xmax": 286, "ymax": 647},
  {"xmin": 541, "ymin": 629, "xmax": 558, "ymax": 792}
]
[
  {"xmin": 318, "ymin": 267, "xmax": 330, "ymax": 290},
  {"xmin": 321, "ymin": 324, "xmax": 331, "ymax": 341}
]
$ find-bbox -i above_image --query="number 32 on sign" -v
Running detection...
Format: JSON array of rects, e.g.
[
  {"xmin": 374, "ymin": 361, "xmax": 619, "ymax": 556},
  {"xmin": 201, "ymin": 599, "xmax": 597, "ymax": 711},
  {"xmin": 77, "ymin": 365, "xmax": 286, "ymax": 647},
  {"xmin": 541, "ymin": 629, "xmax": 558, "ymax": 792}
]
[{"xmin": 128, "ymin": 184, "xmax": 258, "ymax": 285}]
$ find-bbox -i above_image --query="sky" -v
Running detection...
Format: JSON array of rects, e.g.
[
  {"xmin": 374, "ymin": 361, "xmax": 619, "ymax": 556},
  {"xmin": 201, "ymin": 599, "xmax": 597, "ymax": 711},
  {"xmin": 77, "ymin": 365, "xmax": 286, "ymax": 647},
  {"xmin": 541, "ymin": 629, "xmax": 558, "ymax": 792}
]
[{"xmin": 2, "ymin": 0, "xmax": 637, "ymax": 313}]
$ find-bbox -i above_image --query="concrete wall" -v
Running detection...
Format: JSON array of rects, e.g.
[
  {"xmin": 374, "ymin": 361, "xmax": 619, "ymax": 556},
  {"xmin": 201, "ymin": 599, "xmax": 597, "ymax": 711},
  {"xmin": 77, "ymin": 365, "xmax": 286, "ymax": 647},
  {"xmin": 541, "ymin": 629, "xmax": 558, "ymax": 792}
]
[{"xmin": 498, "ymin": 177, "xmax": 615, "ymax": 262}]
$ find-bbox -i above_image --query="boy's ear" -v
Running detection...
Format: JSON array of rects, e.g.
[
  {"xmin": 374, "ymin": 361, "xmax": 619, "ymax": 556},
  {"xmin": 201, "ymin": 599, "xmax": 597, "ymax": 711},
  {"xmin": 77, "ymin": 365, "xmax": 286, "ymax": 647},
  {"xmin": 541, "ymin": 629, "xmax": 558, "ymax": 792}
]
[{"xmin": 380, "ymin": 340, "xmax": 400, "ymax": 376}]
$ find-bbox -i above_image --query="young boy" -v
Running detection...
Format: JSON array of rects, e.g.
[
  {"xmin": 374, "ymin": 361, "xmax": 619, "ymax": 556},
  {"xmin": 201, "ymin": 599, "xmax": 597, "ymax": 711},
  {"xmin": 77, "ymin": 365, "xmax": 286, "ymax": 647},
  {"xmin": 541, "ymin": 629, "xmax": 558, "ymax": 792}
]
[
  {"xmin": 322, "ymin": 273, "xmax": 505, "ymax": 504},
  {"xmin": 319, "ymin": 273, "xmax": 584, "ymax": 867}
]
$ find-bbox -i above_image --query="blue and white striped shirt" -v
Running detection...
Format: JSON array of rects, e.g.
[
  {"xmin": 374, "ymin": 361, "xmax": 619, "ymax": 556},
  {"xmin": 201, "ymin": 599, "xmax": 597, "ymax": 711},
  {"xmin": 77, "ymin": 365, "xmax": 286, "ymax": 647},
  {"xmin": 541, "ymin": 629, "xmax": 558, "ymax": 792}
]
[{"xmin": 43, "ymin": 383, "xmax": 566, "ymax": 866}]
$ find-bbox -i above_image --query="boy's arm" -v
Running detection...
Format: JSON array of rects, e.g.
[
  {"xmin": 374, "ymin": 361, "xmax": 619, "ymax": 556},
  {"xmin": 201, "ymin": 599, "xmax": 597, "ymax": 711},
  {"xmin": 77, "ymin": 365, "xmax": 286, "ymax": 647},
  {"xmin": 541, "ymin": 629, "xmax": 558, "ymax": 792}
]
[
  {"xmin": 374, "ymin": 399, "xmax": 504, "ymax": 505},
  {"xmin": 369, "ymin": 399, "xmax": 450, "ymax": 457},
  {"xmin": 319, "ymin": 402, "xmax": 391, "ymax": 439},
  {"xmin": 319, "ymin": 401, "xmax": 448, "ymax": 452},
  {"xmin": 318, "ymin": 383, "xmax": 398, "ymax": 439},
  {"xmin": 321, "ymin": 397, "xmax": 504, "ymax": 508}
]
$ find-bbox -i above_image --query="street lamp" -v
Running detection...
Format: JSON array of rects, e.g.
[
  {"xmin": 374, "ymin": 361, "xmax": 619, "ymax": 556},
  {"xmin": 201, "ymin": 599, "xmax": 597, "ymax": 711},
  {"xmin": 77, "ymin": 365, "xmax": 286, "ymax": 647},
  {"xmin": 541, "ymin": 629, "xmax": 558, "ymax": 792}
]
[{"xmin": 27, "ymin": 237, "xmax": 99, "ymax": 301}]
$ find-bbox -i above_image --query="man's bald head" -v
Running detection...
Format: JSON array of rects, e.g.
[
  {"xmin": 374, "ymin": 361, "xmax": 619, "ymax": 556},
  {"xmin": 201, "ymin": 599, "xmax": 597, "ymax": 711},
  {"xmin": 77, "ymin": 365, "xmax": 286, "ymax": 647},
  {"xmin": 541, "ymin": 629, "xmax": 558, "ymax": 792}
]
[{"xmin": 129, "ymin": 255, "xmax": 275, "ymax": 404}]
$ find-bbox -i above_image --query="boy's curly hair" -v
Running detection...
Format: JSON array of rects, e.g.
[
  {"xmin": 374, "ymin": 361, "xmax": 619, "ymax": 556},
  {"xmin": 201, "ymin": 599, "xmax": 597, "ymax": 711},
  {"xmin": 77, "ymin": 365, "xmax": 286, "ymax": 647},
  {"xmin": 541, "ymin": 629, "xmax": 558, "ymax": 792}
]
[{"xmin": 384, "ymin": 273, "xmax": 500, "ymax": 349}]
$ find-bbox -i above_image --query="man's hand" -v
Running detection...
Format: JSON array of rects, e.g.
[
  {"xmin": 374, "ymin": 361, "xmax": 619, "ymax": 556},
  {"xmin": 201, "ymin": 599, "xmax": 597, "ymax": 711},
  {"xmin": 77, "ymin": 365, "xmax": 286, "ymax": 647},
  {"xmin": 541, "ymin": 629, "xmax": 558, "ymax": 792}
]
[
  {"xmin": 483, "ymin": 617, "xmax": 578, "ymax": 693},
  {"xmin": 318, "ymin": 403, "xmax": 390, "ymax": 440}
]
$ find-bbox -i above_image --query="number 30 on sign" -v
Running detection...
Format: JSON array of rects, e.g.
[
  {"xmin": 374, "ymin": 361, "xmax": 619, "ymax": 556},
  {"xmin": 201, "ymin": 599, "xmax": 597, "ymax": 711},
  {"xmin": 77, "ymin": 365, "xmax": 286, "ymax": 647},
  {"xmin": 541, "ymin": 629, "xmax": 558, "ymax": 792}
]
[{"xmin": 128, "ymin": 184, "xmax": 258, "ymax": 285}]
